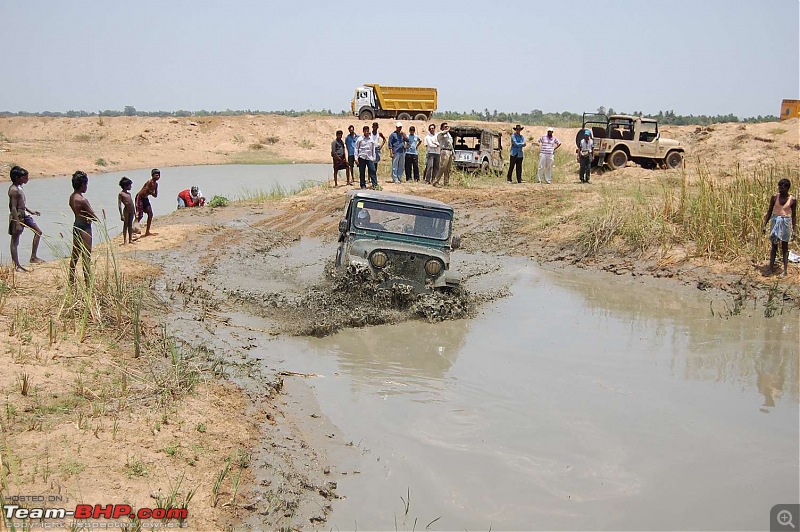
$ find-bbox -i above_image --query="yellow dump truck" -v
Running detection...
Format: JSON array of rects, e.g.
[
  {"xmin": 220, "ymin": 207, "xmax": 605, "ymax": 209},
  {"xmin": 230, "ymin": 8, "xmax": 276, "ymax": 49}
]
[
  {"xmin": 351, "ymin": 84, "xmax": 437, "ymax": 121},
  {"xmin": 780, "ymin": 99, "xmax": 800, "ymax": 121}
]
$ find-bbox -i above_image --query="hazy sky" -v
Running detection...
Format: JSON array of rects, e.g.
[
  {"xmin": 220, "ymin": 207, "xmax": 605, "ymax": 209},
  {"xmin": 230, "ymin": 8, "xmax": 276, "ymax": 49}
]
[{"xmin": 3, "ymin": 0, "xmax": 798, "ymax": 117}]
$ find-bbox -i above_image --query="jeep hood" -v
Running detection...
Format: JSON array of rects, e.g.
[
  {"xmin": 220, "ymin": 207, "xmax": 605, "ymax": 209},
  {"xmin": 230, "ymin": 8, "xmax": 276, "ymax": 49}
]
[{"xmin": 660, "ymin": 138, "xmax": 683, "ymax": 148}]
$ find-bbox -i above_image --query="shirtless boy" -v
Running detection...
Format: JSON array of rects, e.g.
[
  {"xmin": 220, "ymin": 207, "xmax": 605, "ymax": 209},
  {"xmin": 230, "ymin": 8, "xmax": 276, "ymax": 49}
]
[
  {"xmin": 762, "ymin": 178, "xmax": 797, "ymax": 277},
  {"xmin": 135, "ymin": 168, "xmax": 160, "ymax": 236},
  {"xmin": 117, "ymin": 176, "xmax": 136, "ymax": 244},
  {"xmin": 68, "ymin": 171, "xmax": 98, "ymax": 285},
  {"xmin": 8, "ymin": 165, "xmax": 44, "ymax": 272}
]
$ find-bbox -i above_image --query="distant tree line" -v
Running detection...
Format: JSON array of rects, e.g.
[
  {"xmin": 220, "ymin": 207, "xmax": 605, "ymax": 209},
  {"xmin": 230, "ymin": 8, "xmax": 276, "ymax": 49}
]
[
  {"xmin": 436, "ymin": 107, "xmax": 778, "ymax": 126},
  {"xmin": 0, "ymin": 106, "xmax": 777, "ymax": 125}
]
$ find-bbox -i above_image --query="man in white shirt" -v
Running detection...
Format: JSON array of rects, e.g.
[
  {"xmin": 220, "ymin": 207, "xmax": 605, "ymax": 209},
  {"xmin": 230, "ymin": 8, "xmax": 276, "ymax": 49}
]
[
  {"xmin": 355, "ymin": 125, "xmax": 378, "ymax": 189},
  {"xmin": 423, "ymin": 124, "xmax": 440, "ymax": 183},
  {"xmin": 537, "ymin": 127, "xmax": 561, "ymax": 184}
]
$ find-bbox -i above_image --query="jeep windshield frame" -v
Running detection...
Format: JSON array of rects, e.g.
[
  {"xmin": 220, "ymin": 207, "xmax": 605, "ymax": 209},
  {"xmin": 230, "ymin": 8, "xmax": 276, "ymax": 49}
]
[{"xmin": 352, "ymin": 199, "xmax": 452, "ymax": 241}]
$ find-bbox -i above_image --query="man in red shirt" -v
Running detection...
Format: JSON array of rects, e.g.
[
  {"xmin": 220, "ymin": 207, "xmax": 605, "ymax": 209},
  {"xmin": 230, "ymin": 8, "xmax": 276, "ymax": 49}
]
[{"xmin": 177, "ymin": 186, "xmax": 205, "ymax": 208}]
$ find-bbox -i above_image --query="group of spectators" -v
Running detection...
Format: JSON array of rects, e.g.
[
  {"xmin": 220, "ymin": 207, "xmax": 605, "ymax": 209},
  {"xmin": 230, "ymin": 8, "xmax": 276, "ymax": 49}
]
[
  {"xmin": 331, "ymin": 121, "xmax": 596, "ymax": 187},
  {"xmin": 330, "ymin": 121, "xmax": 456, "ymax": 189}
]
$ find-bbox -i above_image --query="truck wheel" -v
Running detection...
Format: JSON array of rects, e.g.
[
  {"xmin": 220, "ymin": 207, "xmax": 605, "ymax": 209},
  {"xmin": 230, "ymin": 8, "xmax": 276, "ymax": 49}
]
[
  {"xmin": 358, "ymin": 109, "xmax": 374, "ymax": 121},
  {"xmin": 397, "ymin": 113, "xmax": 412, "ymax": 121},
  {"xmin": 414, "ymin": 113, "xmax": 428, "ymax": 121},
  {"xmin": 665, "ymin": 151, "xmax": 684, "ymax": 169},
  {"xmin": 608, "ymin": 149, "xmax": 628, "ymax": 170}
]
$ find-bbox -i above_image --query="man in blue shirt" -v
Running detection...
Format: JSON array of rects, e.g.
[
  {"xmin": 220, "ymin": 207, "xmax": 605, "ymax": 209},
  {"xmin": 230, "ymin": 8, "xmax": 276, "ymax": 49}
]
[
  {"xmin": 404, "ymin": 126, "xmax": 422, "ymax": 182},
  {"xmin": 388, "ymin": 122, "xmax": 407, "ymax": 184},
  {"xmin": 345, "ymin": 125, "xmax": 358, "ymax": 186},
  {"xmin": 508, "ymin": 124, "xmax": 526, "ymax": 183}
]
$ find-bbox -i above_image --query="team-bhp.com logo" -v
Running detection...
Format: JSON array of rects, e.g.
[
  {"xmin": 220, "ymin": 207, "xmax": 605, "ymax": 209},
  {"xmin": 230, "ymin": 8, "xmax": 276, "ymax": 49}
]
[{"xmin": 4, "ymin": 503, "xmax": 188, "ymax": 523}]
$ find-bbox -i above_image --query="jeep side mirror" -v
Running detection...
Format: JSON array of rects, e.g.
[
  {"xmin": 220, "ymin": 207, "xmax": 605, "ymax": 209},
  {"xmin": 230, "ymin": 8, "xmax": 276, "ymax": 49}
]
[
  {"xmin": 451, "ymin": 234, "xmax": 461, "ymax": 250},
  {"xmin": 338, "ymin": 219, "xmax": 348, "ymax": 234}
]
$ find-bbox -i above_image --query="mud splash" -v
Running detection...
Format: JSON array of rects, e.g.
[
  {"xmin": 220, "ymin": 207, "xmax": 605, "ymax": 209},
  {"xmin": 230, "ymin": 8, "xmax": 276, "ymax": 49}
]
[{"xmin": 229, "ymin": 260, "xmax": 475, "ymax": 337}]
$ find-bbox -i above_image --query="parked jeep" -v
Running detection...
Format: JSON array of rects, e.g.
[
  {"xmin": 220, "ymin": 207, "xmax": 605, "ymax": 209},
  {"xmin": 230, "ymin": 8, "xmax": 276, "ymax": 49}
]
[
  {"xmin": 450, "ymin": 126, "xmax": 505, "ymax": 173},
  {"xmin": 335, "ymin": 190, "xmax": 461, "ymax": 292},
  {"xmin": 578, "ymin": 113, "xmax": 685, "ymax": 170}
]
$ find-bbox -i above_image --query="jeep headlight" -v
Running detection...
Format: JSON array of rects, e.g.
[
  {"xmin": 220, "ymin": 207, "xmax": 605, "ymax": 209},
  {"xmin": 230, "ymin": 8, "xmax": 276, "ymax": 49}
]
[
  {"xmin": 424, "ymin": 259, "xmax": 443, "ymax": 277},
  {"xmin": 370, "ymin": 251, "xmax": 388, "ymax": 268}
]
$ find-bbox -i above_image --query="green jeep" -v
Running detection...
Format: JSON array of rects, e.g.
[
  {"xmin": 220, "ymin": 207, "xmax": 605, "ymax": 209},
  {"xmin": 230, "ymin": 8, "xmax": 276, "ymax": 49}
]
[{"xmin": 335, "ymin": 190, "xmax": 461, "ymax": 292}]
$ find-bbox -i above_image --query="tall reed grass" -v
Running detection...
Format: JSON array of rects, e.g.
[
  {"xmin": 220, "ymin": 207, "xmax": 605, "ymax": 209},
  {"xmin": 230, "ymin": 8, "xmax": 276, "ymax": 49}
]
[{"xmin": 577, "ymin": 163, "xmax": 800, "ymax": 260}]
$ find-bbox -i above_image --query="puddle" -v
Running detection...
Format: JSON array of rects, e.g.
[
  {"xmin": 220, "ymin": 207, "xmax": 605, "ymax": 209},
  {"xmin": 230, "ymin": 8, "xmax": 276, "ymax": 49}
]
[{"xmin": 144, "ymin": 221, "xmax": 797, "ymax": 530}]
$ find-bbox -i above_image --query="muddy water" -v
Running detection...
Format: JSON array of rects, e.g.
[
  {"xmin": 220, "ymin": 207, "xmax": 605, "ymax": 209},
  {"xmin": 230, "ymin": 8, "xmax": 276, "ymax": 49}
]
[
  {"xmin": 146, "ymin": 219, "xmax": 798, "ymax": 530},
  {"xmin": 278, "ymin": 260, "xmax": 798, "ymax": 530},
  {"xmin": 0, "ymin": 164, "xmax": 327, "ymax": 262}
]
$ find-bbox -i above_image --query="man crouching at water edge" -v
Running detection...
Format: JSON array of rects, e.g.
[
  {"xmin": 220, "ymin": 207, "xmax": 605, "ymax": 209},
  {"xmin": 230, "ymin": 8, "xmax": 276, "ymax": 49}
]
[
  {"xmin": 8, "ymin": 165, "xmax": 44, "ymax": 272},
  {"xmin": 177, "ymin": 186, "xmax": 205, "ymax": 208},
  {"xmin": 69, "ymin": 171, "xmax": 98, "ymax": 285},
  {"xmin": 135, "ymin": 168, "xmax": 160, "ymax": 236}
]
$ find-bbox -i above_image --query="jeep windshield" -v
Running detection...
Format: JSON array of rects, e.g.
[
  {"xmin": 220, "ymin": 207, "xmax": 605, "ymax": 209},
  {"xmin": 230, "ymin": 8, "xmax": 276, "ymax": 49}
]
[{"xmin": 353, "ymin": 200, "xmax": 452, "ymax": 240}]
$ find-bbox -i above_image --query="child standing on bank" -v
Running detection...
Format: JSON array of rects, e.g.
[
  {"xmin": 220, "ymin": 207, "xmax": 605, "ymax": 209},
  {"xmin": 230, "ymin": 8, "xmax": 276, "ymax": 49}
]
[
  {"xmin": 117, "ymin": 177, "xmax": 136, "ymax": 245},
  {"xmin": 762, "ymin": 178, "xmax": 797, "ymax": 277}
]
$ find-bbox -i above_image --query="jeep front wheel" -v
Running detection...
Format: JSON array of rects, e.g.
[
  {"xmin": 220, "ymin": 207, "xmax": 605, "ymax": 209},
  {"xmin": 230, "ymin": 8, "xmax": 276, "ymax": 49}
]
[
  {"xmin": 665, "ymin": 151, "xmax": 684, "ymax": 169},
  {"xmin": 608, "ymin": 149, "xmax": 628, "ymax": 170}
]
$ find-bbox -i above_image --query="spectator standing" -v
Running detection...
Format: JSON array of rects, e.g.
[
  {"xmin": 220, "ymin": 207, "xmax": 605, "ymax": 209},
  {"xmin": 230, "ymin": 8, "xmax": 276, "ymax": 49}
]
[
  {"xmin": 345, "ymin": 125, "xmax": 358, "ymax": 185},
  {"xmin": 432, "ymin": 123, "xmax": 453, "ymax": 187},
  {"xmin": 7, "ymin": 165, "xmax": 44, "ymax": 271},
  {"xmin": 355, "ymin": 125, "xmax": 378, "ymax": 189},
  {"xmin": 331, "ymin": 130, "xmax": 348, "ymax": 187},
  {"xmin": 68, "ymin": 171, "xmax": 98, "ymax": 285},
  {"xmin": 404, "ymin": 126, "xmax": 422, "ymax": 182},
  {"xmin": 371, "ymin": 122, "xmax": 386, "ymax": 177},
  {"xmin": 507, "ymin": 125, "xmax": 526, "ymax": 183},
  {"xmin": 423, "ymin": 124, "xmax": 440, "ymax": 183},
  {"xmin": 762, "ymin": 178, "xmax": 797, "ymax": 277},
  {"xmin": 576, "ymin": 129, "xmax": 594, "ymax": 183},
  {"xmin": 388, "ymin": 122, "xmax": 407, "ymax": 183},
  {"xmin": 135, "ymin": 168, "xmax": 160, "ymax": 236},
  {"xmin": 537, "ymin": 127, "xmax": 561, "ymax": 184},
  {"xmin": 118, "ymin": 177, "xmax": 136, "ymax": 245}
]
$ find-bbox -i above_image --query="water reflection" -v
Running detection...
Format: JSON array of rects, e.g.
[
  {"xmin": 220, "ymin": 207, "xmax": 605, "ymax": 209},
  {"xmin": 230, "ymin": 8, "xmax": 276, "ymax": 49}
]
[
  {"xmin": 306, "ymin": 318, "xmax": 469, "ymax": 394},
  {"xmin": 546, "ymin": 269, "xmax": 799, "ymax": 407}
]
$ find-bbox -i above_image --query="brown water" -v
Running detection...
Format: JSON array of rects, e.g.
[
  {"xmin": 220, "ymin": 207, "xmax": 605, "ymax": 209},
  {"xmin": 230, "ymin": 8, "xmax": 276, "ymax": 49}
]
[
  {"xmin": 280, "ymin": 261, "xmax": 799, "ymax": 530},
  {"xmin": 149, "ymin": 228, "xmax": 798, "ymax": 530}
]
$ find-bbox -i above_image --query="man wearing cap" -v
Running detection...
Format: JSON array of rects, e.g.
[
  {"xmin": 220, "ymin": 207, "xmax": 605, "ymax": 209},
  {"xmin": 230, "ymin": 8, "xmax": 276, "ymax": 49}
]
[
  {"xmin": 576, "ymin": 129, "xmax": 594, "ymax": 184},
  {"xmin": 388, "ymin": 122, "xmax": 407, "ymax": 184},
  {"xmin": 507, "ymin": 125, "xmax": 527, "ymax": 183},
  {"xmin": 537, "ymin": 127, "xmax": 561, "ymax": 184}
]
